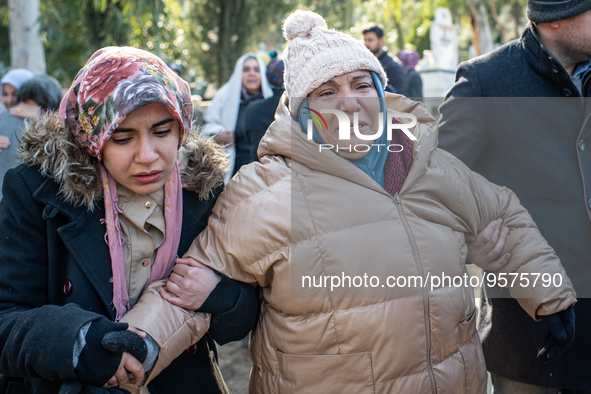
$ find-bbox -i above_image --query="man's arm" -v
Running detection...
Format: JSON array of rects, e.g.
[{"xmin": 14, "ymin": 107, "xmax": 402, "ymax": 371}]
[{"xmin": 437, "ymin": 61, "xmax": 489, "ymax": 169}]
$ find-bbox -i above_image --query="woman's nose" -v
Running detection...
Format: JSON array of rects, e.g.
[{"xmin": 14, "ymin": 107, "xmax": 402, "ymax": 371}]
[
  {"xmin": 337, "ymin": 93, "xmax": 362, "ymax": 113},
  {"xmin": 136, "ymin": 139, "xmax": 159, "ymax": 164}
]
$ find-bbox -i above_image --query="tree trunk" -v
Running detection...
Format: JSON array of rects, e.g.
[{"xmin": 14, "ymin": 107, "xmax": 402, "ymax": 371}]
[
  {"xmin": 392, "ymin": 14, "xmax": 405, "ymax": 52},
  {"xmin": 8, "ymin": 0, "xmax": 46, "ymax": 74},
  {"xmin": 468, "ymin": 0, "xmax": 494, "ymax": 57}
]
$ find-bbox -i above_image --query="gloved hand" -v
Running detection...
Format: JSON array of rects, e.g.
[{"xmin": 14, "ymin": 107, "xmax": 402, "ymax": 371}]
[
  {"xmin": 102, "ymin": 330, "xmax": 159, "ymax": 373},
  {"xmin": 536, "ymin": 306, "xmax": 575, "ymax": 362}
]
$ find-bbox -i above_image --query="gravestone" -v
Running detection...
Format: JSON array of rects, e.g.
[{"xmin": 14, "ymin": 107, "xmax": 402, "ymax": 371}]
[{"xmin": 417, "ymin": 7, "xmax": 459, "ymax": 115}]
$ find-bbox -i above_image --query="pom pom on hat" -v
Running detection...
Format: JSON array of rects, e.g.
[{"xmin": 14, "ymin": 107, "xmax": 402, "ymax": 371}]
[
  {"xmin": 282, "ymin": 10, "xmax": 387, "ymax": 118},
  {"xmin": 283, "ymin": 10, "xmax": 328, "ymax": 41}
]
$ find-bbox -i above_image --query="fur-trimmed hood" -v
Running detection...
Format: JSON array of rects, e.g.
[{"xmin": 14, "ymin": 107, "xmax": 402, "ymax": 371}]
[{"xmin": 19, "ymin": 112, "xmax": 227, "ymax": 211}]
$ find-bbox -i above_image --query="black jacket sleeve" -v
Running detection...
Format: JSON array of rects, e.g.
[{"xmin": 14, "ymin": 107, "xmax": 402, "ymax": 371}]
[
  {"xmin": 387, "ymin": 60, "xmax": 405, "ymax": 95},
  {"xmin": 0, "ymin": 168, "xmax": 108, "ymax": 382},
  {"xmin": 197, "ymin": 276, "xmax": 259, "ymax": 345},
  {"xmin": 437, "ymin": 61, "xmax": 489, "ymax": 169}
]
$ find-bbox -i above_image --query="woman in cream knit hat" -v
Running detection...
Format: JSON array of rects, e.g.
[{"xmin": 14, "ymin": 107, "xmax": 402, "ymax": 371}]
[{"xmin": 122, "ymin": 10, "xmax": 576, "ymax": 394}]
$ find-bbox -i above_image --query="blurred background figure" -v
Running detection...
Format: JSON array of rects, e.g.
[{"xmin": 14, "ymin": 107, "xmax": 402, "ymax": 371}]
[
  {"xmin": 203, "ymin": 52, "xmax": 272, "ymax": 183},
  {"xmin": 398, "ymin": 49, "xmax": 423, "ymax": 101},
  {"xmin": 10, "ymin": 75, "xmax": 63, "ymax": 118},
  {"xmin": 0, "ymin": 75, "xmax": 62, "ymax": 201},
  {"xmin": 362, "ymin": 23, "xmax": 404, "ymax": 94},
  {"xmin": 0, "ymin": 68, "xmax": 34, "ymax": 113},
  {"xmin": 243, "ymin": 52, "xmax": 285, "ymax": 164}
]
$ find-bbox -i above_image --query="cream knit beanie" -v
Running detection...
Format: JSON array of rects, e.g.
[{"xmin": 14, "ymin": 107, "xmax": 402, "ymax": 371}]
[{"xmin": 282, "ymin": 10, "xmax": 387, "ymax": 117}]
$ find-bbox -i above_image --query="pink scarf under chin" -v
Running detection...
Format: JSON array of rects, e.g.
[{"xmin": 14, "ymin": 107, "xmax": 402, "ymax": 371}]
[{"xmin": 100, "ymin": 162, "xmax": 183, "ymax": 320}]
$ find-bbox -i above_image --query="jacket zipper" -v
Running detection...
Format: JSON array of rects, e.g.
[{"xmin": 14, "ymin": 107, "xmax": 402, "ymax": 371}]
[{"xmin": 393, "ymin": 192, "xmax": 437, "ymax": 394}]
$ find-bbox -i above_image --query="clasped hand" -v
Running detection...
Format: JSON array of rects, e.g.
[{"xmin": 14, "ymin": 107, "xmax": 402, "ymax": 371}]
[{"xmin": 158, "ymin": 257, "xmax": 221, "ymax": 310}]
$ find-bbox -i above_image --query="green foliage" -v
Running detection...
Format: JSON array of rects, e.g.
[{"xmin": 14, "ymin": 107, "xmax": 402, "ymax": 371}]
[
  {"xmin": 0, "ymin": 0, "xmax": 531, "ymax": 90},
  {"xmin": 39, "ymin": 0, "xmax": 182, "ymax": 87},
  {"xmin": 188, "ymin": 0, "xmax": 298, "ymax": 87}
]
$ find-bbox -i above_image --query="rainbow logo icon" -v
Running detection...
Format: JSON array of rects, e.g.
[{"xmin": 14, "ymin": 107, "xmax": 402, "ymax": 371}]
[{"xmin": 304, "ymin": 107, "xmax": 328, "ymax": 132}]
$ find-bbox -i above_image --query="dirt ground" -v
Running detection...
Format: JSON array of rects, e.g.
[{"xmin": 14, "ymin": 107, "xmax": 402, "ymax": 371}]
[{"xmin": 218, "ymin": 340, "xmax": 252, "ymax": 394}]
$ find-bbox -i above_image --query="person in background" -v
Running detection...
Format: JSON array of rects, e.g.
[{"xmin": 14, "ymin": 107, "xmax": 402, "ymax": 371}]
[
  {"xmin": 438, "ymin": 0, "xmax": 591, "ymax": 392},
  {"xmin": 0, "ymin": 69, "xmax": 34, "ymax": 169},
  {"xmin": 10, "ymin": 75, "xmax": 63, "ymax": 118},
  {"xmin": 243, "ymin": 54, "xmax": 285, "ymax": 163},
  {"xmin": 362, "ymin": 23, "xmax": 404, "ymax": 93},
  {"xmin": 398, "ymin": 49, "xmax": 423, "ymax": 101},
  {"xmin": 203, "ymin": 53, "xmax": 272, "ymax": 182},
  {"xmin": 0, "ymin": 68, "xmax": 34, "ymax": 113},
  {"xmin": 0, "ymin": 75, "xmax": 63, "ymax": 201}
]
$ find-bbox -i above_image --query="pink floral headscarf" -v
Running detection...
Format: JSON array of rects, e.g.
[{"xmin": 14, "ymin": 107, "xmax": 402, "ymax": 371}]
[{"xmin": 59, "ymin": 47, "xmax": 193, "ymax": 320}]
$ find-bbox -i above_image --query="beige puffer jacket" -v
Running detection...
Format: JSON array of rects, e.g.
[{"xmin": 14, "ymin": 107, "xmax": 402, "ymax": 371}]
[{"xmin": 126, "ymin": 94, "xmax": 576, "ymax": 393}]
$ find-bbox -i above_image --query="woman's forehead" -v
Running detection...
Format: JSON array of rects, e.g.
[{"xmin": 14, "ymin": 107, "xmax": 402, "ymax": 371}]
[
  {"xmin": 119, "ymin": 103, "xmax": 175, "ymax": 127},
  {"xmin": 243, "ymin": 58, "xmax": 259, "ymax": 68}
]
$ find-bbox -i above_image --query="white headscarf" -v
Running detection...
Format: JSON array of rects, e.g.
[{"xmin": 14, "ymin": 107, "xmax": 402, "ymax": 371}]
[
  {"xmin": 203, "ymin": 53, "xmax": 273, "ymax": 182},
  {"xmin": 0, "ymin": 68, "xmax": 34, "ymax": 111}
]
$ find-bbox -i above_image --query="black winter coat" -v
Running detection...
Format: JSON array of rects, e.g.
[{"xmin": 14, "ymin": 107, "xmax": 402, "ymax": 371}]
[
  {"xmin": 243, "ymin": 87, "xmax": 284, "ymax": 163},
  {"xmin": 378, "ymin": 51, "xmax": 404, "ymax": 94},
  {"xmin": 438, "ymin": 25, "xmax": 591, "ymax": 390},
  {"xmin": 0, "ymin": 115, "xmax": 259, "ymax": 394}
]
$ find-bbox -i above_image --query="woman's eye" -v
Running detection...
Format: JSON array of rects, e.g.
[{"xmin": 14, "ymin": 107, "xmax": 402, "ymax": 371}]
[
  {"xmin": 155, "ymin": 129, "xmax": 172, "ymax": 137},
  {"xmin": 319, "ymin": 90, "xmax": 335, "ymax": 97},
  {"xmin": 112, "ymin": 137, "xmax": 131, "ymax": 145}
]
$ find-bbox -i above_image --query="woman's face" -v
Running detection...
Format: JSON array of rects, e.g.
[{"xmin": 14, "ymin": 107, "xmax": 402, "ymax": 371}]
[
  {"xmin": 2, "ymin": 84, "xmax": 18, "ymax": 109},
  {"xmin": 242, "ymin": 58, "xmax": 261, "ymax": 94},
  {"xmin": 307, "ymin": 70, "xmax": 380, "ymax": 160},
  {"xmin": 102, "ymin": 103, "xmax": 180, "ymax": 195}
]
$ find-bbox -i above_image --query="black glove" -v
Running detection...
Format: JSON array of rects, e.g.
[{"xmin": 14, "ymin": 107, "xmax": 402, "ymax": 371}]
[
  {"xmin": 536, "ymin": 306, "xmax": 575, "ymax": 362},
  {"xmin": 102, "ymin": 331, "xmax": 147, "ymax": 363},
  {"xmin": 102, "ymin": 330, "xmax": 159, "ymax": 373}
]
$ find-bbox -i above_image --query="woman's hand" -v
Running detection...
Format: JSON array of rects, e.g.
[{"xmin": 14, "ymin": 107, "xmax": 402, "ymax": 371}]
[
  {"xmin": 0, "ymin": 136, "xmax": 9, "ymax": 153},
  {"xmin": 466, "ymin": 218, "xmax": 511, "ymax": 271},
  {"xmin": 9, "ymin": 100, "xmax": 40, "ymax": 119},
  {"xmin": 158, "ymin": 257, "xmax": 221, "ymax": 310},
  {"xmin": 213, "ymin": 131, "xmax": 235, "ymax": 147},
  {"xmin": 102, "ymin": 352, "xmax": 144, "ymax": 388}
]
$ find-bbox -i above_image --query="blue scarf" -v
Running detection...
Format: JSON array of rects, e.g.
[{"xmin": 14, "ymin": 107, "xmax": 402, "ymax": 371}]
[{"xmin": 297, "ymin": 71, "xmax": 389, "ymax": 187}]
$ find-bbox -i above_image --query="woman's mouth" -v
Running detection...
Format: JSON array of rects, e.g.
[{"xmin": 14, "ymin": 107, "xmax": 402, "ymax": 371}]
[
  {"xmin": 133, "ymin": 171, "xmax": 162, "ymax": 184},
  {"xmin": 351, "ymin": 121, "xmax": 369, "ymax": 135}
]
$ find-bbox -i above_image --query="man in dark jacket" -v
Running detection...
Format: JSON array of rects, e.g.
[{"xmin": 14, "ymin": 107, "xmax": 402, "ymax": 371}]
[
  {"xmin": 362, "ymin": 24, "xmax": 404, "ymax": 94},
  {"xmin": 438, "ymin": 0, "xmax": 591, "ymax": 392}
]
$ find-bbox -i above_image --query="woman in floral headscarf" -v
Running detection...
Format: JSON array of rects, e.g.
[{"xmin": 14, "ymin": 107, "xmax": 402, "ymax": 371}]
[{"xmin": 0, "ymin": 47, "xmax": 258, "ymax": 394}]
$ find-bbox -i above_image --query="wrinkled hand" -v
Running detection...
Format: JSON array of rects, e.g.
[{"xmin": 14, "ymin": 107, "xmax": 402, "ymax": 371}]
[
  {"xmin": 158, "ymin": 257, "xmax": 221, "ymax": 310},
  {"xmin": 466, "ymin": 218, "xmax": 511, "ymax": 271},
  {"xmin": 213, "ymin": 131, "xmax": 235, "ymax": 147},
  {"xmin": 102, "ymin": 327, "xmax": 146, "ymax": 388},
  {"xmin": 0, "ymin": 135, "xmax": 9, "ymax": 152},
  {"xmin": 102, "ymin": 353, "xmax": 144, "ymax": 389},
  {"xmin": 537, "ymin": 306, "xmax": 575, "ymax": 362},
  {"xmin": 9, "ymin": 100, "xmax": 40, "ymax": 119}
]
